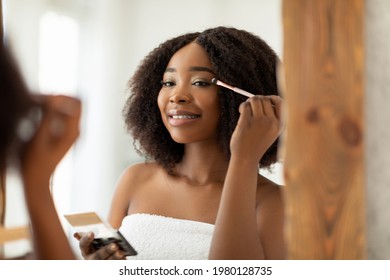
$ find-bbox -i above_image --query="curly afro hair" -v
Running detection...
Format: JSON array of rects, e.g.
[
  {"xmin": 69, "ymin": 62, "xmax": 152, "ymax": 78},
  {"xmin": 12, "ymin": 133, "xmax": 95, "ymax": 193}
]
[{"xmin": 123, "ymin": 26, "xmax": 280, "ymax": 172}]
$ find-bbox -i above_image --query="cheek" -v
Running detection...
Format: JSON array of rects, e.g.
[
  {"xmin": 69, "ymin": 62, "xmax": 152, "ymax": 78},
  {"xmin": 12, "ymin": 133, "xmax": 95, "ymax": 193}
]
[
  {"xmin": 157, "ymin": 92, "xmax": 167, "ymax": 118},
  {"xmin": 157, "ymin": 95, "xmax": 169, "ymax": 130},
  {"xmin": 200, "ymin": 95, "xmax": 221, "ymax": 121}
]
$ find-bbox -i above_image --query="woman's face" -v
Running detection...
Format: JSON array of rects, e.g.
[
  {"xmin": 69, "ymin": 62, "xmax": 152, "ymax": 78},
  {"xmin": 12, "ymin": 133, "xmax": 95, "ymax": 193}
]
[{"xmin": 158, "ymin": 42, "xmax": 220, "ymax": 144}]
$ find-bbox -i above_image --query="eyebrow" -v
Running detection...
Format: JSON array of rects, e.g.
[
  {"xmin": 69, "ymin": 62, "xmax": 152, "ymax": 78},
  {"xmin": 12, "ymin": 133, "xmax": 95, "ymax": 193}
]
[{"xmin": 164, "ymin": 66, "xmax": 215, "ymax": 74}]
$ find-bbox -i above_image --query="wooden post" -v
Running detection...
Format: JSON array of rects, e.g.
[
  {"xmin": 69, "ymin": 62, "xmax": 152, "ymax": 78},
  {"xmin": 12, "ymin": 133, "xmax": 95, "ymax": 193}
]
[{"xmin": 282, "ymin": 0, "xmax": 365, "ymax": 259}]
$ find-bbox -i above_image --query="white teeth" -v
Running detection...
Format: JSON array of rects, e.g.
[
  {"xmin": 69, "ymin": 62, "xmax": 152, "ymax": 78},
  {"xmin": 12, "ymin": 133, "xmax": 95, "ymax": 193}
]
[{"xmin": 172, "ymin": 115, "xmax": 198, "ymax": 119}]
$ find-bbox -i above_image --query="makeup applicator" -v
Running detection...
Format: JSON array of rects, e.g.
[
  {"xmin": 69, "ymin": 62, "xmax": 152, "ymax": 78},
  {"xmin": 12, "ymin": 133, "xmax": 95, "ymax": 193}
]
[{"xmin": 211, "ymin": 78, "xmax": 254, "ymax": 98}]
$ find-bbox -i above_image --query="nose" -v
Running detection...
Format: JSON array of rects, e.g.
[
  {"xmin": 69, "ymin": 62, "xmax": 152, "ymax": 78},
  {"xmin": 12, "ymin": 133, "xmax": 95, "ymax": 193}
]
[{"xmin": 169, "ymin": 88, "xmax": 191, "ymax": 104}]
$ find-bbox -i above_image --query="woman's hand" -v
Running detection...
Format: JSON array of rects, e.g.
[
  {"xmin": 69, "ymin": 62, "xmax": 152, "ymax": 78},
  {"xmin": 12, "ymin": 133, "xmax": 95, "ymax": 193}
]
[
  {"xmin": 230, "ymin": 95, "xmax": 283, "ymax": 164},
  {"xmin": 74, "ymin": 232, "xmax": 126, "ymax": 260},
  {"xmin": 21, "ymin": 94, "xmax": 81, "ymax": 187}
]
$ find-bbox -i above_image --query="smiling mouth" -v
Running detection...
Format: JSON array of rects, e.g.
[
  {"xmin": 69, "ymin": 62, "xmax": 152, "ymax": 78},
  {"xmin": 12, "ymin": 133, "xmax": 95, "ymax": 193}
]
[
  {"xmin": 171, "ymin": 115, "xmax": 200, "ymax": 119},
  {"xmin": 167, "ymin": 110, "xmax": 201, "ymax": 126},
  {"xmin": 168, "ymin": 109, "xmax": 201, "ymax": 120}
]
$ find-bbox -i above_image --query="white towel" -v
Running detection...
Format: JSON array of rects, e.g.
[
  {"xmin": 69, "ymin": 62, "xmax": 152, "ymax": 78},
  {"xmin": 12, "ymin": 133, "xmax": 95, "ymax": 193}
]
[{"xmin": 119, "ymin": 213, "xmax": 214, "ymax": 260}]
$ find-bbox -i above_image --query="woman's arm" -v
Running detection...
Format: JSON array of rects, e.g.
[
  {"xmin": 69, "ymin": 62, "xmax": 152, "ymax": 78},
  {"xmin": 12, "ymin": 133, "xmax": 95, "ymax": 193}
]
[
  {"xmin": 209, "ymin": 155, "xmax": 264, "ymax": 259},
  {"xmin": 256, "ymin": 184, "xmax": 285, "ymax": 259},
  {"xmin": 22, "ymin": 95, "xmax": 81, "ymax": 259},
  {"xmin": 209, "ymin": 95, "xmax": 284, "ymax": 259}
]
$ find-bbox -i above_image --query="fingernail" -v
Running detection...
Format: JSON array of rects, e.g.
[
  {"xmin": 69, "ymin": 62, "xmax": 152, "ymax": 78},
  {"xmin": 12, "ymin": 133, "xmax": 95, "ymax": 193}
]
[{"xmin": 110, "ymin": 244, "xmax": 117, "ymax": 250}]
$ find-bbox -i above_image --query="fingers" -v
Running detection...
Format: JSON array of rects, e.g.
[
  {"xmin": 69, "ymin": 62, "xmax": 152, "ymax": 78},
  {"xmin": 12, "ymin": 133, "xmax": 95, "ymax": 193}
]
[
  {"xmin": 89, "ymin": 243, "xmax": 126, "ymax": 260},
  {"xmin": 237, "ymin": 95, "xmax": 284, "ymax": 137},
  {"xmin": 46, "ymin": 95, "xmax": 81, "ymax": 140},
  {"xmin": 27, "ymin": 95, "xmax": 81, "ymax": 148},
  {"xmin": 238, "ymin": 101, "xmax": 251, "ymax": 119},
  {"xmin": 77, "ymin": 232, "xmax": 126, "ymax": 260},
  {"xmin": 268, "ymin": 95, "xmax": 283, "ymax": 119},
  {"xmin": 79, "ymin": 232, "xmax": 95, "ymax": 256},
  {"xmin": 240, "ymin": 95, "xmax": 282, "ymax": 119},
  {"xmin": 73, "ymin": 232, "xmax": 82, "ymax": 241},
  {"xmin": 33, "ymin": 94, "xmax": 81, "ymax": 116}
]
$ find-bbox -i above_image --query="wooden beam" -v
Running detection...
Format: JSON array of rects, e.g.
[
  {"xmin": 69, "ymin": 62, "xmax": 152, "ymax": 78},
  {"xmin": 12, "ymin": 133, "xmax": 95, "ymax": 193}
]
[{"xmin": 282, "ymin": 0, "xmax": 365, "ymax": 259}]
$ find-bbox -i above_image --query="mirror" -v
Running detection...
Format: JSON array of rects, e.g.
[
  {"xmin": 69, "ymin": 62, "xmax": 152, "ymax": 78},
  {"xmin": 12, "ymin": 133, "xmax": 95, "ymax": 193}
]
[{"xmin": 3, "ymin": 0, "xmax": 282, "ymax": 221}]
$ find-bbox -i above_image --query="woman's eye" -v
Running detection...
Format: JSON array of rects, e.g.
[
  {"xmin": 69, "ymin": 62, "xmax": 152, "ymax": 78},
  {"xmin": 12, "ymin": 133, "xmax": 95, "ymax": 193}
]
[
  {"xmin": 161, "ymin": 80, "xmax": 175, "ymax": 87},
  {"xmin": 193, "ymin": 81, "xmax": 211, "ymax": 87}
]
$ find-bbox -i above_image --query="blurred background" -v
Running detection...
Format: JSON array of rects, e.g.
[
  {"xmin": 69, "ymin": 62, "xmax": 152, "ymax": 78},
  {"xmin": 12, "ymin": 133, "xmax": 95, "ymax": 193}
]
[{"xmin": 2, "ymin": 0, "xmax": 282, "ymax": 255}]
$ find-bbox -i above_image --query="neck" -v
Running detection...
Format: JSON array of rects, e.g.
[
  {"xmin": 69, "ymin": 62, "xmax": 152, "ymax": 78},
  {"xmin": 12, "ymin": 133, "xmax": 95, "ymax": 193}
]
[{"xmin": 174, "ymin": 141, "xmax": 229, "ymax": 186}]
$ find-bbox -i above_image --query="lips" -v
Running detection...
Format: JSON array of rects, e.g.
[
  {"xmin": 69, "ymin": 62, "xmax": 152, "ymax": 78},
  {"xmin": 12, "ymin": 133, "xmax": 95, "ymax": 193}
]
[
  {"xmin": 168, "ymin": 109, "xmax": 200, "ymax": 117},
  {"xmin": 167, "ymin": 109, "xmax": 201, "ymax": 126}
]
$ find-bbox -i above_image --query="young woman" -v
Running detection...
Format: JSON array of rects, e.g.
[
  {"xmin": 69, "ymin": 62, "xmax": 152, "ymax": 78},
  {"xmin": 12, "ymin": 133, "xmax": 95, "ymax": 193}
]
[
  {"xmin": 0, "ymin": 44, "xmax": 80, "ymax": 259},
  {"xmin": 78, "ymin": 26, "xmax": 285, "ymax": 260}
]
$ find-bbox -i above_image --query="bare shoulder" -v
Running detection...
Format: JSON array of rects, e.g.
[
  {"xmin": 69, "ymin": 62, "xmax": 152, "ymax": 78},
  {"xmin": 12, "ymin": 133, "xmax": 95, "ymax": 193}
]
[
  {"xmin": 255, "ymin": 174, "xmax": 284, "ymax": 223},
  {"xmin": 118, "ymin": 162, "xmax": 164, "ymax": 191},
  {"xmin": 115, "ymin": 161, "xmax": 168, "ymax": 198},
  {"xmin": 118, "ymin": 162, "xmax": 163, "ymax": 189},
  {"xmin": 256, "ymin": 175, "xmax": 285, "ymax": 259},
  {"xmin": 257, "ymin": 174, "xmax": 284, "ymax": 203},
  {"xmin": 108, "ymin": 161, "xmax": 164, "ymax": 228}
]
